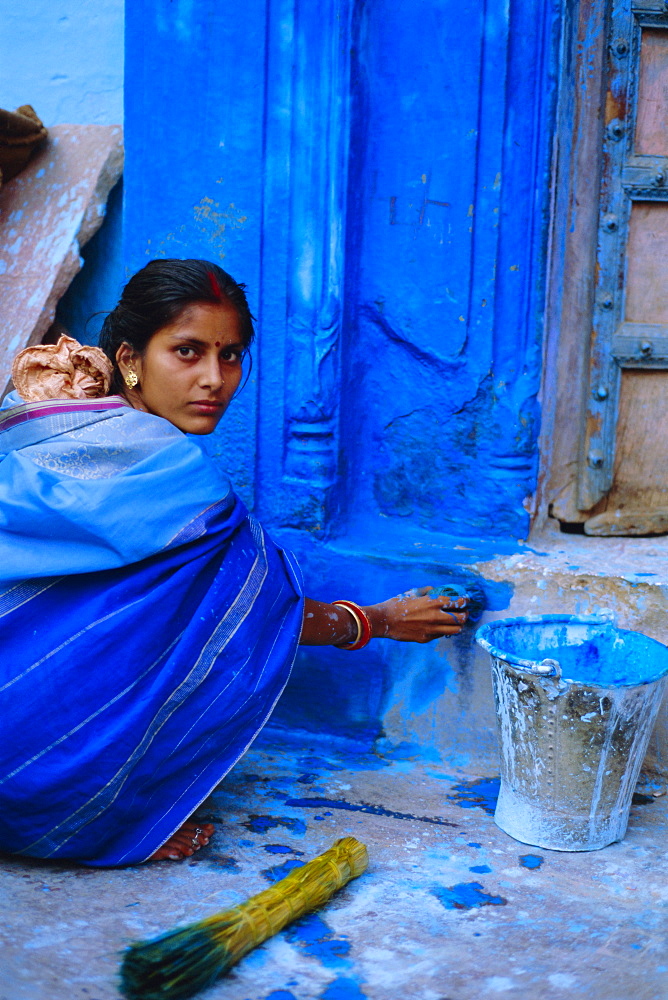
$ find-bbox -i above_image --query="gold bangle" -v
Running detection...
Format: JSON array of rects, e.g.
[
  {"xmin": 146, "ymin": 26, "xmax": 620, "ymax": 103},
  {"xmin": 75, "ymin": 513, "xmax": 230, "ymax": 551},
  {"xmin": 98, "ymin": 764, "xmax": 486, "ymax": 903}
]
[{"xmin": 333, "ymin": 602, "xmax": 362, "ymax": 647}]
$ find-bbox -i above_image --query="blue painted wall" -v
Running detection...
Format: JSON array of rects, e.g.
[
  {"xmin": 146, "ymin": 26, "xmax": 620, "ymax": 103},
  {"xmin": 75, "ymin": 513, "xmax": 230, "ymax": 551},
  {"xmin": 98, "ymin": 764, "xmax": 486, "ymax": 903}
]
[{"xmin": 124, "ymin": 0, "xmax": 560, "ymax": 748}]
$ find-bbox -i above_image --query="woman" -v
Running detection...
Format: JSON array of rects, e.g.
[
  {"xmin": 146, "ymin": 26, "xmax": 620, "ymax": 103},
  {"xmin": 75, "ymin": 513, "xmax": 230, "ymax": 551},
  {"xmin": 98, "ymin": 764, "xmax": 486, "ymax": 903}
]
[{"xmin": 0, "ymin": 259, "xmax": 467, "ymax": 866}]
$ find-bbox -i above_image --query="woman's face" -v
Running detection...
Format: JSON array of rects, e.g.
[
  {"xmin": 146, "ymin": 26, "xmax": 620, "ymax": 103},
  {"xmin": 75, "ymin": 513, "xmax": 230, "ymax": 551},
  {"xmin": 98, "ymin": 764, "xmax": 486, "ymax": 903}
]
[{"xmin": 118, "ymin": 301, "xmax": 245, "ymax": 435}]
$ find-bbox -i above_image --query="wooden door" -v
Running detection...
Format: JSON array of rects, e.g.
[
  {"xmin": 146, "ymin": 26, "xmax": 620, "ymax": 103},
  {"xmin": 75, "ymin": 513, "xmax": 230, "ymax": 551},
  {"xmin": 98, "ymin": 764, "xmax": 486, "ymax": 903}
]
[{"xmin": 582, "ymin": 5, "xmax": 668, "ymax": 534}]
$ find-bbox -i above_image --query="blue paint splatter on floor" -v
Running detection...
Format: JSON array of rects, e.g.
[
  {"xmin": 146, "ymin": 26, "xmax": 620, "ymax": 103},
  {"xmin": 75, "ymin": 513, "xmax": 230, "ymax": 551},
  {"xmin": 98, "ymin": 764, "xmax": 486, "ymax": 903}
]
[
  {"xmin": 467, "ymin": 841, "xmax": 482, "ymax": 848},
  {"xmin": 469, "ymin": 864, "xmax": 492, "ymax": 874},
  {"xmin": 265, "ymin": 992, "xmax": 298, "ymax": 1000},
  {"xmin": 261, "ymin": 859, "xmax": 305, "ymax": 882},
  {"xmin": 263, "ymin": 844, "xmax": 305, "ymax": 855},
  {"xmin": 446, "ymin": 777, "xmax": 500, "ymax": 815},
  {"xmin": 208, "ymin": 854, "xmax": 241, "ymax": 870},
  {"xmin": 284, "ymin": 797, "xmax": 457, "ymax": 828},
  {"xmin": 284, "ymin": 914, "xmax": 351, "ymax": 966},
  {"xmin": 319, "ymin": 976, "xmax": 368, "ymax": 999},
  {"xmin": 242, "ymin": 815, "xmax": 307, "ymax": 835},
  {"xmin": 519, "ymin": 854, "xmax": 544, "ymax": 870},
  {"xmin": 432, "ymin": 881, "xmax": 507, "ymax": 910},
  {"xmin": 297, "ymin": 772, "xmax": 320, "ymax": 783}
]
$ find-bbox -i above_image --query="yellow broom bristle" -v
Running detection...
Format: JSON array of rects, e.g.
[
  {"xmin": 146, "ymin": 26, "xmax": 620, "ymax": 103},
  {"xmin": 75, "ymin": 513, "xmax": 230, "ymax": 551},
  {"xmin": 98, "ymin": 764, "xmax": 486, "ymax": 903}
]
[{"xmin": 120, "ymin": 836, "xmax": 369, "ymax": 1000}]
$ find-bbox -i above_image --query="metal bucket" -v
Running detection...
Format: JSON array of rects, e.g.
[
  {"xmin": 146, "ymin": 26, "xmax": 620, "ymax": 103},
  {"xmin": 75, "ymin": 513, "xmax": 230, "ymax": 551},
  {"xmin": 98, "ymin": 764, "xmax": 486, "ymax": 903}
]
[{"xmin": 475, "ymin": 613, "xmax": 668, "ymax": 851}]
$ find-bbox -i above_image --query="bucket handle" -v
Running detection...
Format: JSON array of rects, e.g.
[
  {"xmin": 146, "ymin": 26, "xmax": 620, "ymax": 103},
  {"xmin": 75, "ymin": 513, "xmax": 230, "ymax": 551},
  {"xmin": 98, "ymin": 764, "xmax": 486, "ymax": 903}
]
[{"xmin": 501, "ymin": 655, "xmax": 562, "ymax": 678}]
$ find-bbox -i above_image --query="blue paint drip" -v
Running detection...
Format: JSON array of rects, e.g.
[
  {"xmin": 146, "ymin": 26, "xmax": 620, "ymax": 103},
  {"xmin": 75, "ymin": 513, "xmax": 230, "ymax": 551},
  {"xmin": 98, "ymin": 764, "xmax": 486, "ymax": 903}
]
[
  {"xmin": 467, "ymin": 842, "xmax": 482, "ymax": 848},
  {"xmin": 284, "ymin": 914, "xmax": 351, "ymax": 967},
  {"xmin": 319, "ymin": 976, "xmax": 368, "ymax": 999},
  {"xmin": 243, "ymin": 815, "xmax": 307, "ymax": 835},
  {"xmin": 469, "ymin": 864, "xmax": 492, "ymax": 874},
  {"xmin": 432, "ymin": 881, "xmax": 507, "ymax": 910},
  {"xmin": 261, "ymin": 859, "xmax": 305, "ymax": 882},
  {"xmin": 263, "ymin": 844, "xmax": 305, "ymax": 855},
  {"xmin": 378, "ymin": 740, "xmax": 440, "ymax": 762},
  {"xmin": 298, "ymin": 755, "xmax": 346, "ymax": 772},
  {"xmin": 519, "ymin": 854, "xmax": 544, "ymax": 870},
  {"xmin": 447, "ymin": 777, "xmax": 500, "ymax": 815},
  {"xmin": 284, "ymin": 797, "xmax": 457, "ymax": 827}
]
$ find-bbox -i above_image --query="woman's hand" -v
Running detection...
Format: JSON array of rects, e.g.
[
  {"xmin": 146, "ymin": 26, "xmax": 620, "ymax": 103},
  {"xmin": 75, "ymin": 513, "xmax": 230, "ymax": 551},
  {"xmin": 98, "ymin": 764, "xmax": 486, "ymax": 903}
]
[
  {"xmin": 299, "ymin": 590, "xmax": 469, "ymax": 646},
  {"xmin": 364, "ymin": 589, "xmax": 469, "ymax": 644}
]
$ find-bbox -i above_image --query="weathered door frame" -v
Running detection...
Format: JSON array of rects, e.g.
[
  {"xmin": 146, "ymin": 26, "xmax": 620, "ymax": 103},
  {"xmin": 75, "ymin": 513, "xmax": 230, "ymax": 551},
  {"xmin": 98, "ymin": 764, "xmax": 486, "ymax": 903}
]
[{"xmin": 537, "ymin": 0, "xmax": 668, "ymax": 531}]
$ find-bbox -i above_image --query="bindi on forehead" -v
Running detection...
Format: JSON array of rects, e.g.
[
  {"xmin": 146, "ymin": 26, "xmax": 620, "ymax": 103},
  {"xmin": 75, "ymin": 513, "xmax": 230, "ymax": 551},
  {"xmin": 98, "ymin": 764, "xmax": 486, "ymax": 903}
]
[{"xmin": 215, "ymin": 341, "xmax": 220, "ymax": 347}]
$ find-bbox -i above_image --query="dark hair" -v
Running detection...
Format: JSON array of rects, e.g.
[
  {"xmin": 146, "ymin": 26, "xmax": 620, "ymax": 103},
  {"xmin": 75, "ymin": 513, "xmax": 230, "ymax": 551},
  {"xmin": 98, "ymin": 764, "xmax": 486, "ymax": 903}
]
[{"xmin": 99, "ymin": 258, "xmax": 255, "ymax": 394}]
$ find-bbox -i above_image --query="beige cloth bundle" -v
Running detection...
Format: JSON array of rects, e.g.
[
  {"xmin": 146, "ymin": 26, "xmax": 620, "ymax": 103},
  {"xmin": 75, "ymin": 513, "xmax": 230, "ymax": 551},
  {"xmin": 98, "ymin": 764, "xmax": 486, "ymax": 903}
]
[{"xmin": 11, "ymin": 335, "xmax": 113, "ymax": 402}]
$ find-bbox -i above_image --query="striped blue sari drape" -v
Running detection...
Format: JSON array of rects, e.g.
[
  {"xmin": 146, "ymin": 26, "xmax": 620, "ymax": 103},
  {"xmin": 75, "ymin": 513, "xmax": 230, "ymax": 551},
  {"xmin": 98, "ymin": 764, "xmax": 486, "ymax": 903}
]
[{"xmin": 0, "ymin": 396, "xmax": 303, "ymax": 866}]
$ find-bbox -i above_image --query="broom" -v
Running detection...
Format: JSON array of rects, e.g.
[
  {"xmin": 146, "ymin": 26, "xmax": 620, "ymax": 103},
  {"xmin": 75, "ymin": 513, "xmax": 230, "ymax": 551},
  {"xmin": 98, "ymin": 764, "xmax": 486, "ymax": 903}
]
[{"xmin": 120, "ymin": 836, "xmax": 369, "ymax": 1000}]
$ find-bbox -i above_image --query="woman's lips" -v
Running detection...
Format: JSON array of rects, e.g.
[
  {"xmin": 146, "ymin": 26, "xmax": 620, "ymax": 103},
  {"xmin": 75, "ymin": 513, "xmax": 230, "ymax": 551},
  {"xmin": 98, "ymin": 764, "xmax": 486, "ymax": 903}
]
[{"xmin": 189, "ymin": 400, "xmax": 224, "ymax": 414}]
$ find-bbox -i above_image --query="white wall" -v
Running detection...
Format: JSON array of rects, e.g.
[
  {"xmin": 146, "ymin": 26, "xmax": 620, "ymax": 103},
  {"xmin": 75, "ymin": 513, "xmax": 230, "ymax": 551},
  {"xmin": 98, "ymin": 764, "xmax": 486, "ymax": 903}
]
[{"xmin": 0, "ymin": 0, "xmax": 123, "ymax": 126}]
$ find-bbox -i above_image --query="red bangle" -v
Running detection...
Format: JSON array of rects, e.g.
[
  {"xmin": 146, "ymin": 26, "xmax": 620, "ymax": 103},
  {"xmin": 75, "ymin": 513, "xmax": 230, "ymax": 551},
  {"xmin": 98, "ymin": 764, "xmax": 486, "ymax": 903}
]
[{"xmin": 333, "ymin": 600, "xmax": 373, "ymax": 651}]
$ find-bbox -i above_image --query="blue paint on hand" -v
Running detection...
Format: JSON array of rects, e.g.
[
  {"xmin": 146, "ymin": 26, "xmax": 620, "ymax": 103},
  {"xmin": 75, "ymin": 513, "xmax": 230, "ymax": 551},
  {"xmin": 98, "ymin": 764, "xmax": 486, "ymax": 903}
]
[
  {"xmin": 447, "ymin": 777, "xmax": 500, "ymax": 815},
  {"xmin": 519, "ymin": 854, "xmax": 544, "ymax": 870},
  {"xmin": 432, "ymin": 881, "xmax": 507, "ymax": 910}
]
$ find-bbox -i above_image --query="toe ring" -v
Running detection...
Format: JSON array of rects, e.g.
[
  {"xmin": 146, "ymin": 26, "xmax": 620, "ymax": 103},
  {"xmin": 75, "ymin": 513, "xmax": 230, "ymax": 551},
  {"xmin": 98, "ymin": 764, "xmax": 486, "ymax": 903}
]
[{"xmin": 191, "ymin": 826, "xmax": 204, "ymax": 849}]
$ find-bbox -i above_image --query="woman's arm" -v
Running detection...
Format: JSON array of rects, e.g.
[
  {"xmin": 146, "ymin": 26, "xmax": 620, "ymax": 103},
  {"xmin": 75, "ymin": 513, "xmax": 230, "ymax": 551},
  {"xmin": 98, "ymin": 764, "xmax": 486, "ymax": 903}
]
[{"xmin": 299, "ymin": 593, "xmax": 468, "ymax": 646}]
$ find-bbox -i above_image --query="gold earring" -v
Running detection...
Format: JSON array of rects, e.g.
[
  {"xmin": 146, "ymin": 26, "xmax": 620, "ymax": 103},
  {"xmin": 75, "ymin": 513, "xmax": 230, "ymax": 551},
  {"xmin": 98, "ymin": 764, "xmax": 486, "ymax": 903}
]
[{"xmin": 124, "ymin": 368, "xmax": 138, "ymax": 389}]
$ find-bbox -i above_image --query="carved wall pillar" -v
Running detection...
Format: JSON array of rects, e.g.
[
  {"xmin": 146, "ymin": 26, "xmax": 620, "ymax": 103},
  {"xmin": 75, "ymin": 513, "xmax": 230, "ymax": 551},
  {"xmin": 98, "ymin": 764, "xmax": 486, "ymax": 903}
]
[{"xmin": 260, "ymin": 0, "xmax": 352, "ymax": 533}]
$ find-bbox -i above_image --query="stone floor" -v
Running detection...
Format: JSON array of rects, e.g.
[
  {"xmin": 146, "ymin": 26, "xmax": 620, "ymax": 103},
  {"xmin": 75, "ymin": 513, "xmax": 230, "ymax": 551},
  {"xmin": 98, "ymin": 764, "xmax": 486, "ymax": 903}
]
[{"xmin": 1, "ymin": 728, "xmax": 666, "ymax": 1000}]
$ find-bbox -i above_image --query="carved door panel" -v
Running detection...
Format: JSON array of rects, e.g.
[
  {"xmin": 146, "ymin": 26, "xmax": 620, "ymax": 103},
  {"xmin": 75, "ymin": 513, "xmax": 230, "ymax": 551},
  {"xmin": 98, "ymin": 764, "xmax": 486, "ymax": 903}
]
[{"xmin": 582, "ymin": 3, "xmax": 668, "ymax": 534}]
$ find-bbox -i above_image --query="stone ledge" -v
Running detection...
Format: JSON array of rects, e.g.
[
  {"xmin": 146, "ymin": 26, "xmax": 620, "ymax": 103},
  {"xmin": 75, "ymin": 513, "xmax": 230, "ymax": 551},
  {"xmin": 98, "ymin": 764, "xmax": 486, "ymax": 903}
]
[{"xmin": 0, "ymin": 123, "xmax": 123, "ymax": 392}]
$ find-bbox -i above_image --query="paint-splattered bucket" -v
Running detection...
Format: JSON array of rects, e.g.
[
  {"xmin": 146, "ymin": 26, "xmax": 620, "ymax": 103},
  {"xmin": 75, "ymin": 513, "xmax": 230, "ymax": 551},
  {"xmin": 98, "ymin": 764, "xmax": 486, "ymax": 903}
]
[{"xmin": 475, "ymin": 614, "xmax": 668, "ymax": 851}]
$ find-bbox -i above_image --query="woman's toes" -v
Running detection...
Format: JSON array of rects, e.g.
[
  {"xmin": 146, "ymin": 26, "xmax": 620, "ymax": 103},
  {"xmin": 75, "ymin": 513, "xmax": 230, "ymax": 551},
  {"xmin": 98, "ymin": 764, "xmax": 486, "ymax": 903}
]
[{"xmin": 148, "ymin": 818, "xmax": 216, "ymax": 862}]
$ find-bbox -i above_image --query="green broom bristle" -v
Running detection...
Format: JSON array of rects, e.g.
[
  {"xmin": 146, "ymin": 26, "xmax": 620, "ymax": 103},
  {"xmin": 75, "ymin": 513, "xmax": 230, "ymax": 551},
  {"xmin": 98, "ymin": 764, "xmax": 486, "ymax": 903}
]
[
  {"xmin": 119, "ymin": 837, "xmax": 368, "ymax": 1000},
  {"xmin": 121, "ymin": 925, "xmax": 232, "ymax": 1000}
]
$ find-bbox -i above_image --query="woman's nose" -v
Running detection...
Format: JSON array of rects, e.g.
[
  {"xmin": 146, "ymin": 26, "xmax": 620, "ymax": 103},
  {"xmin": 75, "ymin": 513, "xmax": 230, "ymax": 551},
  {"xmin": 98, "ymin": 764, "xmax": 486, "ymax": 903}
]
[{"xmin": 199, "ymin": 355, "xmax": 224, "ymax": 390}]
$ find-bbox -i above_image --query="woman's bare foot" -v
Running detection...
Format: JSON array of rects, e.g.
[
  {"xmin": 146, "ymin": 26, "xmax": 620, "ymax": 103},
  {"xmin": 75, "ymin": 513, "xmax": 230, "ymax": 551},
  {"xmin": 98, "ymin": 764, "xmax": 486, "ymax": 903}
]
[{"xmin": 149, "ymin": 820, "xmax": 215, "ymax": 861}]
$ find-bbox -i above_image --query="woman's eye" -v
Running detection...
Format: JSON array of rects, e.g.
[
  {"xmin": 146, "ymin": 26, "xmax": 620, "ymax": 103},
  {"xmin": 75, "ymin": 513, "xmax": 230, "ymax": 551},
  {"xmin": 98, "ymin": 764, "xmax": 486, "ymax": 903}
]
[
  {"xmin": 177, "ymin": 346, "xmax": 196, "ymax": 358},
  {"xmin": 221, "ymin": 348, "xmax": 242, "ymax": 362}
]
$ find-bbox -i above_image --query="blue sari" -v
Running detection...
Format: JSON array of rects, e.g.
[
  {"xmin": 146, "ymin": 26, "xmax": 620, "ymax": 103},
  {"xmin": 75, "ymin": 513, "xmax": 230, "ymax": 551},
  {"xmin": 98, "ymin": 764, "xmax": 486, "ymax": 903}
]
[{"xmin": 0, "ymin": 394, "xmax": 303, "ymax": 866}]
